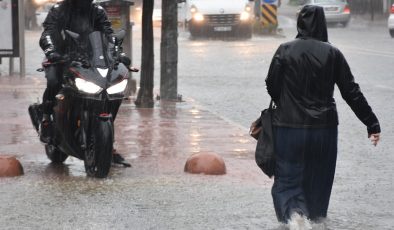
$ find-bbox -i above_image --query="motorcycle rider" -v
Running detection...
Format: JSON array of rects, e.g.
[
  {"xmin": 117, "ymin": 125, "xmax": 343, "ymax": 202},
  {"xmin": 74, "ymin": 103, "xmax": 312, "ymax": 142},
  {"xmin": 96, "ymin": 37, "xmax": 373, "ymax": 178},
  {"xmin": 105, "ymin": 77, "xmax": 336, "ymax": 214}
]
[{"xmin": 39, "ymin": 0, "xmax": 131, "ymax": 166}]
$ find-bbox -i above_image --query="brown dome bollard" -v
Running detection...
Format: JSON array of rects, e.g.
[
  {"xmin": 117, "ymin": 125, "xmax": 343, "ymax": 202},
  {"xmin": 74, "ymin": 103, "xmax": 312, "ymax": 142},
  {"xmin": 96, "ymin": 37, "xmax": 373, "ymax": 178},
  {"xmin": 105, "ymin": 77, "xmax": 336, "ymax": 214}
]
[
  {"xmin": 0, "ymin": 156, "xmax": 24, "ymax": 177},
  {"xmin": 184, "ymin": 152, "xmax": 226, "ymax": 175}
]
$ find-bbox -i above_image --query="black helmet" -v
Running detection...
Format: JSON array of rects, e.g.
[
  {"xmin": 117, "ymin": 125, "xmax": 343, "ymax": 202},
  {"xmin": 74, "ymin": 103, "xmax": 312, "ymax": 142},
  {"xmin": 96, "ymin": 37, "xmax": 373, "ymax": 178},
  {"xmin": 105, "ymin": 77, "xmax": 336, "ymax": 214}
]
[{"xmin": 69, "ymin": 0, "xmax": 93, "ymax": 11}]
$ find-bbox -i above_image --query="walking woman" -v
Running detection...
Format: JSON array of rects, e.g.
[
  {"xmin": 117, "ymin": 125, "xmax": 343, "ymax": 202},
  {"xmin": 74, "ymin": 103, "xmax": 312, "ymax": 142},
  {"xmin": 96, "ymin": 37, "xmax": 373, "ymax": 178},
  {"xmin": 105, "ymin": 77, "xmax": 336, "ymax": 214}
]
[{"xmin": 265, "ymin": 5, "xmax": 381, "ymax": 228}]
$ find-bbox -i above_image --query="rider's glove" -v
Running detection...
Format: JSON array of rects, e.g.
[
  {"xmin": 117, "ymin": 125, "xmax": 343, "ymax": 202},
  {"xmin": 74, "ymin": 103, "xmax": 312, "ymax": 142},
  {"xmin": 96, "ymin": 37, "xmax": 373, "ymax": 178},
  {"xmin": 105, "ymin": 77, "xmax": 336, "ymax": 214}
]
[
  {"xmin": 119, "ymin": 54, "xmax": 131, "ymax": 66},
  {"xmin": 46, "ymin": 51, "xmax": 63, "ymax": 62}
]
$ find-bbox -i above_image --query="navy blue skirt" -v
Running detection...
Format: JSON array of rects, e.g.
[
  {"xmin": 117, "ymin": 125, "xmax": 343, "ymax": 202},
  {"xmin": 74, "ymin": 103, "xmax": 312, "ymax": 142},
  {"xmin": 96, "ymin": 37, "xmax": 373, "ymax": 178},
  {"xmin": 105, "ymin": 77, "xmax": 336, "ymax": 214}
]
[{"xmin": 271, "ymin": 126, "xmax": 338, "ymax": 223}]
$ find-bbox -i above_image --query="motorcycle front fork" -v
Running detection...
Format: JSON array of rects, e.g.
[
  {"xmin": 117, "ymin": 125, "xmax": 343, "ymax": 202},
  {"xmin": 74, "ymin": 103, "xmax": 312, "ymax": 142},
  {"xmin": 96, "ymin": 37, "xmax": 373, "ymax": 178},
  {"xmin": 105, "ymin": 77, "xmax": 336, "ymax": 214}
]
[{"xmin": 79, "ymin": 110, "xmax": 113, "ymax": 152}]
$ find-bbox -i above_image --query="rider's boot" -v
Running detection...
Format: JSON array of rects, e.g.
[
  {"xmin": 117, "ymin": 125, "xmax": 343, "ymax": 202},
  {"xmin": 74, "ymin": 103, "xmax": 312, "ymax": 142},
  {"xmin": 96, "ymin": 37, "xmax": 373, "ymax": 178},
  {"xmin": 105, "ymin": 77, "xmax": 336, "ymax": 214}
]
[
  {"xmin": 112, "ymin": 149, "xmax": 131, "ymax": 167},
  {"xmin": 40, "ymin": 113, "xmax": 51, "ymax": 143}
]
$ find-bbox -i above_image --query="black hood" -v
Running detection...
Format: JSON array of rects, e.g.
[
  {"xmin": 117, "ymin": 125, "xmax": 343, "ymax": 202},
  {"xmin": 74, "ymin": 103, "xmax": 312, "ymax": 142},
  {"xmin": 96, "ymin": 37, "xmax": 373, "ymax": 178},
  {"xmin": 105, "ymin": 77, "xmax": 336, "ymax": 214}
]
[
  {"xmin": 65, "ymin": 0, "xmax": 93, "ymax": 12},
  {"xmin": 296, "ymin": 5, "xmax": 328, "ymax": 42}
]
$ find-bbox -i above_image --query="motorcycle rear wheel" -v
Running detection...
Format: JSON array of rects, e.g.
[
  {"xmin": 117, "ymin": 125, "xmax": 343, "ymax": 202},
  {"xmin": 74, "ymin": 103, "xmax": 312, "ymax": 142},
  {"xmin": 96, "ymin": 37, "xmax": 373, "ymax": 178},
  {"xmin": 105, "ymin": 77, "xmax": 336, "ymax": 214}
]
[
  {"xmin": 84, "ymin": 120, "xmax": 113, "ymax": 178},
  {"xmin": 45, "ymin": 144, "xmax": 68, "ymax": 163}
]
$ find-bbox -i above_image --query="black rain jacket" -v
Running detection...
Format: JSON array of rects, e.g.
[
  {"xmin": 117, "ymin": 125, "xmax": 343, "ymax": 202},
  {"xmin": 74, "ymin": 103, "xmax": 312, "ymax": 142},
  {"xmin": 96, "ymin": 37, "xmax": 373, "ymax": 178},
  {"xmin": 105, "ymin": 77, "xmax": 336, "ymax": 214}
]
[
  {"xmin": 39, "ymin": 0, "xmax": 113, "ymax": 56},
  {"xmin": 265, "ymin": 5, "xmax": 380, "ymax": 135}
]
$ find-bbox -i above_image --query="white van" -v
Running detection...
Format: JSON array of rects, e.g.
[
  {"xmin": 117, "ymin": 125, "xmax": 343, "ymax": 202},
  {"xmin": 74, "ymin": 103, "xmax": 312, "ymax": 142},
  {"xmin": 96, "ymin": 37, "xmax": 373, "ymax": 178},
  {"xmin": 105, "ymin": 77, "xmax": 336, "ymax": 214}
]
[{"xmin": 184, "ymin": 0, "xmax": 253, "ymax": 38}]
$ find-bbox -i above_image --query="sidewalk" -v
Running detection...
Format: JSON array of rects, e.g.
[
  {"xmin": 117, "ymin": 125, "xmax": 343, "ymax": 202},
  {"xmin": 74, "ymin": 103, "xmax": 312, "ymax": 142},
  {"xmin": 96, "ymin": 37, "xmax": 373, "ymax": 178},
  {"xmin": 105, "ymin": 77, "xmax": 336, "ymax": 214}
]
[
  {"xmin": 0, "ymin": 75, "xmax": 280, "ymax": 229},
  {"xmin": 0, "ymin": 74, "xmax": 268, "ymax": 179}
]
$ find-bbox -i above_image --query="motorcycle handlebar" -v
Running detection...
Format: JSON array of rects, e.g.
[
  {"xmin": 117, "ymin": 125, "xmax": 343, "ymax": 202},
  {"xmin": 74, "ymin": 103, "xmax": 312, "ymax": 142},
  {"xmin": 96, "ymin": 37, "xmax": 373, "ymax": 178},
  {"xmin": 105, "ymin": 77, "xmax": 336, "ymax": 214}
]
[
  {"xmin": 128, "ymin": 67, "xmax": 139, "ymax": 72},
  {"xmin": 42, "ymin": 55, "xmax": 70, "ymax": 67},
  {"xmin": 36, "ymin": 54, "xmax": 140, "ymax": 73}
]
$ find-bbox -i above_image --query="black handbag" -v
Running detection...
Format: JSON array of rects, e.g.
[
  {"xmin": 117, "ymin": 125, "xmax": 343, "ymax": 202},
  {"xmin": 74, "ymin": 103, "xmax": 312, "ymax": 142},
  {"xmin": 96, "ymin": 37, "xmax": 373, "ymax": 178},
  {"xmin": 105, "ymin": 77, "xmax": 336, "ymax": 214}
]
[{"xmin": 253, "ymin": 100, "xmax": 276, "ymax": 178}]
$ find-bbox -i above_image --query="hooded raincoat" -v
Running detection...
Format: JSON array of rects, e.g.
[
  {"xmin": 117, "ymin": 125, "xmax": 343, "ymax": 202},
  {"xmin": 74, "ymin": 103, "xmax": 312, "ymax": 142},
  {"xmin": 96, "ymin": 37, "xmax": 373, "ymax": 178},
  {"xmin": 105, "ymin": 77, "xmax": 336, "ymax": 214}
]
[
  {"xmin": 265, "ymin": 5, "xmax": 381, "ymax": 223},
  {"xmin": 266, "ymin": 6, "xmax": 380, "ymax": 135}
]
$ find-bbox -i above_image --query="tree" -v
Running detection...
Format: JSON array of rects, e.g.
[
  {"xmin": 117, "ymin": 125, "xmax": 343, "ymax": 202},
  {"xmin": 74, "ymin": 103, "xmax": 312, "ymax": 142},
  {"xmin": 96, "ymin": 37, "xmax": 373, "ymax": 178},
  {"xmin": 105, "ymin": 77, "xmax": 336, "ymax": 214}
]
[
  {"xmin": 370, "ymin": 0, "xmax": 374, "ymax": 21},
  {"xmin": 135, "ymin": 0, "xmax": 155, "ymax": 108},
  {"xmin": 160, "ymin": 0, "xmax": 178, "ymax": 100}
]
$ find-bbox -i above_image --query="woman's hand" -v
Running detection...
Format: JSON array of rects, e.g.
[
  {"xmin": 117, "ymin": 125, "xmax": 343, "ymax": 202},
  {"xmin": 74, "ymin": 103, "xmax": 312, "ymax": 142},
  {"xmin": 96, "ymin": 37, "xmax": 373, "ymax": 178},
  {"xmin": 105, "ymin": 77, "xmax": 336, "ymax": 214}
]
[{"xmin": 368, "ymin": 133, "xmax": 380, "ymax": 146}]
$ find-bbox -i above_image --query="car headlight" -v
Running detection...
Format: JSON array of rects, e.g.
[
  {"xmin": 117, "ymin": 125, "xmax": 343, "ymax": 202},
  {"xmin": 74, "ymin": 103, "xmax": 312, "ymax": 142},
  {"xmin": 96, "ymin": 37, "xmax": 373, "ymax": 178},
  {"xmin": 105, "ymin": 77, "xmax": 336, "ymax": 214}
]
[
  {"xmin": 107, "ymin": 79, "xmax": 128, "ymax": 95},
  {"xmin": 245, "ymin": 4, "xmax": 252, "ymax": 13},
  {"xmin": 190, "ymin": 5, "xmax": 197, "ymax": 13},
  {"xmin": 193, "ymin": 13, "xmax": 204, "ymax": 22},
  {"xmin": 33, "ymin": 0, "xmax": 47, "ymax": 6},
  {"xmin": 240, "ymin": 11, "xmax": 250, "ymax": 21},
  {"xmin": 75, "ymin": 78, "xmax": 103, "ymax": 94}
]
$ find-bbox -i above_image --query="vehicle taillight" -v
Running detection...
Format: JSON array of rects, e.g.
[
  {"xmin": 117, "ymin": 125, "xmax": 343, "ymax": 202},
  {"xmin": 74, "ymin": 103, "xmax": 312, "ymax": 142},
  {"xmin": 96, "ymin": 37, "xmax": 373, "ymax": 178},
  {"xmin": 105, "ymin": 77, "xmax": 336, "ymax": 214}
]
[
  {"xmin": 344, "ymin": 5, "xmax": 350, "ymax": 14},
  {"xmin": 391, "ymin": 4, "xmax": 394, "ymax": 14}
]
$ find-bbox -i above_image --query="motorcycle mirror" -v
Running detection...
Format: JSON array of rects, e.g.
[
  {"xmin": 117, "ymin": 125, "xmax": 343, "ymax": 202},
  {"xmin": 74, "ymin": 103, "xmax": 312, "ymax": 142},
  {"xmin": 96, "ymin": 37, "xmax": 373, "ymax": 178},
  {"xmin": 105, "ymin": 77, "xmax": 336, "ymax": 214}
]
[
  {"xmin": 114, "ymin": 30, "xmax": 126, "ymax": 40},
  {"xmin": 113, "ymin": 30, "xmax": 126, "ymax": 46}
]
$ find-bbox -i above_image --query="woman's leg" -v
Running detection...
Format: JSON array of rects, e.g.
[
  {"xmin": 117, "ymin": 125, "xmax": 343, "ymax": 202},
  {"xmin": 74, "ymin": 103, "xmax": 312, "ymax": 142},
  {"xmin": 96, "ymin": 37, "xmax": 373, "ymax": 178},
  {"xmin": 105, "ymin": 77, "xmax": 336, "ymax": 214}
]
[
  {"xmin": 302, "ymin": 127, "xmax": 338, "ymax": 221},
  {"xmin": 271, "ymin": 127, "xmax": 309, "ymax": 223}
]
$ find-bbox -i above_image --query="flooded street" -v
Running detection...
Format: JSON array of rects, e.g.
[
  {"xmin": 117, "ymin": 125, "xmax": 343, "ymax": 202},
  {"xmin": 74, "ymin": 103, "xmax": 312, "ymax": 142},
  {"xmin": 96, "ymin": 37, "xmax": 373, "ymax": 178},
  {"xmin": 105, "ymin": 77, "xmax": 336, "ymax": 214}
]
[{"xmin": 1, "ymin": 1, "xmax": 394, "ymax": 229}]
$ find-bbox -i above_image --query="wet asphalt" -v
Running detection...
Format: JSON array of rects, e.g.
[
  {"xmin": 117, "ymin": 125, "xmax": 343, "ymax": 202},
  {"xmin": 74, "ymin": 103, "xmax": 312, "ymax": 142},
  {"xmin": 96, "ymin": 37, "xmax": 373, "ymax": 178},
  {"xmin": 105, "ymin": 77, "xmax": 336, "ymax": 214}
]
[{"xmin": 1, "ymin": 2, "xmax": 394, "ymax": 229}]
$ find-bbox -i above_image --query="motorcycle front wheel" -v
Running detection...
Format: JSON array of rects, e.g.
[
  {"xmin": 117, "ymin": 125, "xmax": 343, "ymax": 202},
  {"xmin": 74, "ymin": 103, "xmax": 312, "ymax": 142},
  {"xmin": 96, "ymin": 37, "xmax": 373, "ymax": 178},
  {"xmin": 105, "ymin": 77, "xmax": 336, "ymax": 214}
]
[
  {"xmin": 45, "ymin": 144, "xmax": 68, "ymax": 163},
  {"xmin": 84, "ymin": 120, "xmax": 113, "ymax": 178}
]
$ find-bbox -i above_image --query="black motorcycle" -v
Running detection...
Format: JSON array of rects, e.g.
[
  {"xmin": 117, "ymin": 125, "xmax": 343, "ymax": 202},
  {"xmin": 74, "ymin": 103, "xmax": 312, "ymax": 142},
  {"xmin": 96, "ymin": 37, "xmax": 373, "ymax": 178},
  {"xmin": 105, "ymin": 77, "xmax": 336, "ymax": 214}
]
[{"xmin": 29, "ymin": 30, "xmax": 138, "ymax": 178}]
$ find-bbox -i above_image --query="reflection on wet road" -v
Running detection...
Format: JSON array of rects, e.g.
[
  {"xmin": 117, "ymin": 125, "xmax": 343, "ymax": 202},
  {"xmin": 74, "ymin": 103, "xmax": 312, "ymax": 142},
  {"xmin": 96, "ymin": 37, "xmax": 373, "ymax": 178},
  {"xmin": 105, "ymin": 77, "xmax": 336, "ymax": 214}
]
[{"xmin": 1, "ymin": 8, "xmax": 394, "ymax": 229}]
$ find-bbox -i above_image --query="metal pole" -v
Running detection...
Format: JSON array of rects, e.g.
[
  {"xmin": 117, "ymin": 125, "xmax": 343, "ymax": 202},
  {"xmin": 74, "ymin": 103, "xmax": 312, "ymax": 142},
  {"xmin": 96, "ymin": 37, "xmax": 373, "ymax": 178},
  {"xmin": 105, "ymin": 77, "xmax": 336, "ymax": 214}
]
[
  {"xmin": 124, "ymin": 21, "xmax": 135, "ymax": 98},
  {"xmin": 18, "ymin": 0, "xmax": 25, "ymax": 78},
  {"xmin": 9, "ymin": 57, "xmax": 14, "ymax": 75}
]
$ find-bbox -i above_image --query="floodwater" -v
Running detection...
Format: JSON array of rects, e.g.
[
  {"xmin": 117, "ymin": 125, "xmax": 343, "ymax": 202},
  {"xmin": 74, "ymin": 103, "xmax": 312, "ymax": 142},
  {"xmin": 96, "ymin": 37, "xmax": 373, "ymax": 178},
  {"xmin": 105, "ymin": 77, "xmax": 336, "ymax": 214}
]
[{"xmin": 1, "ymin": 0, "xmax": 394, "ymax": 229}]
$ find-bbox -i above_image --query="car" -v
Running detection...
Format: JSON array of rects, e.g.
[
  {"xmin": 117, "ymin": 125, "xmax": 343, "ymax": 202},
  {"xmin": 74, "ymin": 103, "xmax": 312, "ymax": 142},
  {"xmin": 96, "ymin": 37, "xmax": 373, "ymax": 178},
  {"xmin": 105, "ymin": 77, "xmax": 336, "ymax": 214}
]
[
  {"xmin": 152, "ymin": 0, "xmax": 162, "ymax": 27},
  {"xmin": 298, "ymin": 0, "xmax": 351, "ymax": 27},
  {"xmin": 151, "ymin": 0, "xmax": 187, "ymax": 27},
  {"xmin": 184, "ymin": 0, "xmax": 253, "ymax": 38},
  {"xmin": 388, "ymin": 4, "xmax": 394, "ymax": 38}
]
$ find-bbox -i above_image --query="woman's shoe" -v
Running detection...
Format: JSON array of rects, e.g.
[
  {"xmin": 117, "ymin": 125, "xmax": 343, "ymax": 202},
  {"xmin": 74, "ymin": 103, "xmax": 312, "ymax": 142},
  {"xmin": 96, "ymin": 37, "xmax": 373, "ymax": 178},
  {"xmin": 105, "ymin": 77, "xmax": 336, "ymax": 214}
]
[{"xmin": 287, "ymin": 212, "xmax": 312, "ymax": 230}]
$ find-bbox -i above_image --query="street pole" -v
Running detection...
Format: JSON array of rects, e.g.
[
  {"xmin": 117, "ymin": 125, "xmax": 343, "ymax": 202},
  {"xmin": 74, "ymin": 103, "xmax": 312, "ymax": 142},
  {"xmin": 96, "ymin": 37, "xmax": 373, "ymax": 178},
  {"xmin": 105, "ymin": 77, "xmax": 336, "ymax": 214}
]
[
  {"xmin": 135, "ymin": 0, "xmax": 155, "ymax": 108},
  {"xmin": 160, "ymin": 0, "xmax": 178, "ymax": 101},
  {"xmin": 18, "ymin": 0, "xmax": 25, "ymax": 78}
]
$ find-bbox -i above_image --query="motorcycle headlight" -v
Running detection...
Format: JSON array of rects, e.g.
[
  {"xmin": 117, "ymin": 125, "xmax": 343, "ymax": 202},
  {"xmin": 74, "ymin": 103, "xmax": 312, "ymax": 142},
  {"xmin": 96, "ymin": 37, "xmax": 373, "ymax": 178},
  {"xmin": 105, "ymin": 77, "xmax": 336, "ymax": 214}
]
[
  {"xmin": 75, "ymin": 78, "xmax": 103, "ymax": 94},
  {"xmin": 107, "ymin": 79, "xmax": 128, "ymax": 95}
]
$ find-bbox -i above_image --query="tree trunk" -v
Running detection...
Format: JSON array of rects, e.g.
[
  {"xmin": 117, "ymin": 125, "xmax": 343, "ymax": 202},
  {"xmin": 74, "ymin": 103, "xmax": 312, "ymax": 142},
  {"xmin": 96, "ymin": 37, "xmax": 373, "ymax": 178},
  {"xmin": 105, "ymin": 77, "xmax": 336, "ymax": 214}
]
[
  {"xmin": 160, "ymin": 0, "xmax": 178, "ymax": 101},
  {"xmin": 370, "ymin": 0, "xmax": 375, "ymax": 20},
  {"xmin": 135, "ymin": 0, "xmax": 155, "ymax": 108}
]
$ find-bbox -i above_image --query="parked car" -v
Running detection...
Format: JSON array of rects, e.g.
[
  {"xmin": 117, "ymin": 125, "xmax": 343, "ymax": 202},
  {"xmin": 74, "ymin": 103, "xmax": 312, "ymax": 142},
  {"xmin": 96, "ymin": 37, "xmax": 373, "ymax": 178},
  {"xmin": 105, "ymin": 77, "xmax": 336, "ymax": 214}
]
[
  {"xmin": 152, "ymin": 0, "xmax": 162, "ymax": 26},
  {"xmin": 184, "ymin": 0, "xmax": 253, "ymax": 38},
  {"xmin": 388, "ymin": 4, "xmax": 394, "ymax": 38},
  {"xmin": 135, "ymin": 0, "xmax": 187, "ymax": 27},
  {"xmin": 298, "ymin": 0, "xmax": 351, "ymax": 27}
]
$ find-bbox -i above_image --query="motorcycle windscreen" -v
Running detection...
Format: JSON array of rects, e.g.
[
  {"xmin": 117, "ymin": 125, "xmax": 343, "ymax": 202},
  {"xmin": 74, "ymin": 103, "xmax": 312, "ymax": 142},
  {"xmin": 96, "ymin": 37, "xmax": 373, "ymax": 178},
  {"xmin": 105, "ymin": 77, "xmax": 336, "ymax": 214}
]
[{"xmin": 88, "ymin": 32, "xmax": 108, "ymax": 69}]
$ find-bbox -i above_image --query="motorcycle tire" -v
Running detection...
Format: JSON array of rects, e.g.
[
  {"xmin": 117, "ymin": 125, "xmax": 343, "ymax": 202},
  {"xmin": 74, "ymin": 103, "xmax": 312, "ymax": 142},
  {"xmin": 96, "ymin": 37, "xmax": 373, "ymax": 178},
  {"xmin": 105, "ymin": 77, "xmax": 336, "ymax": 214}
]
[
  {"xmin": 84, "ymin": 120, "xmax": 113, "ymax": 178},
  {"xmin": 45, "ymin": 144, "xmax": 68, "ymax": 163}
]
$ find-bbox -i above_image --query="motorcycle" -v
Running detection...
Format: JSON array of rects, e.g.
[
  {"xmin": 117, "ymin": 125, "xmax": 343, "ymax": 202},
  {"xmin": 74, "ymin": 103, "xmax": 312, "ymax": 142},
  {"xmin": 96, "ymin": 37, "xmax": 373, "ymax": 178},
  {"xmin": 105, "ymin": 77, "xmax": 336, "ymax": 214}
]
[{"xmin": 28, "ymin": 30, "xmax": 138, "ymax": 178}]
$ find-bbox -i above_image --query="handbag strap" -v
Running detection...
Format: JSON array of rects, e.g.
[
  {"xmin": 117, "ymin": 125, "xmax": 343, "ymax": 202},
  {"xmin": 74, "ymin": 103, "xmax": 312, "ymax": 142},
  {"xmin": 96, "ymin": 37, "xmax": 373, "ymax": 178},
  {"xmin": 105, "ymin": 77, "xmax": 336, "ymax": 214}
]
[{"xmin": 269, "ymin": 99, "xmax": 275, "ymax": 111}]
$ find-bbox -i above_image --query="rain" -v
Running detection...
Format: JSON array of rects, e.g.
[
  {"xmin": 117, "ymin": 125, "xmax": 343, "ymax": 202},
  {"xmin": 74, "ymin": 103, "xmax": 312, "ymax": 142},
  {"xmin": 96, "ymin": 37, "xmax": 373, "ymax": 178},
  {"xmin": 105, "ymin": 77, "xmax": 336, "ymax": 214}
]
[{"xmin": 0, "ymin": 0, "xmax": 393, "ymax": 229}]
